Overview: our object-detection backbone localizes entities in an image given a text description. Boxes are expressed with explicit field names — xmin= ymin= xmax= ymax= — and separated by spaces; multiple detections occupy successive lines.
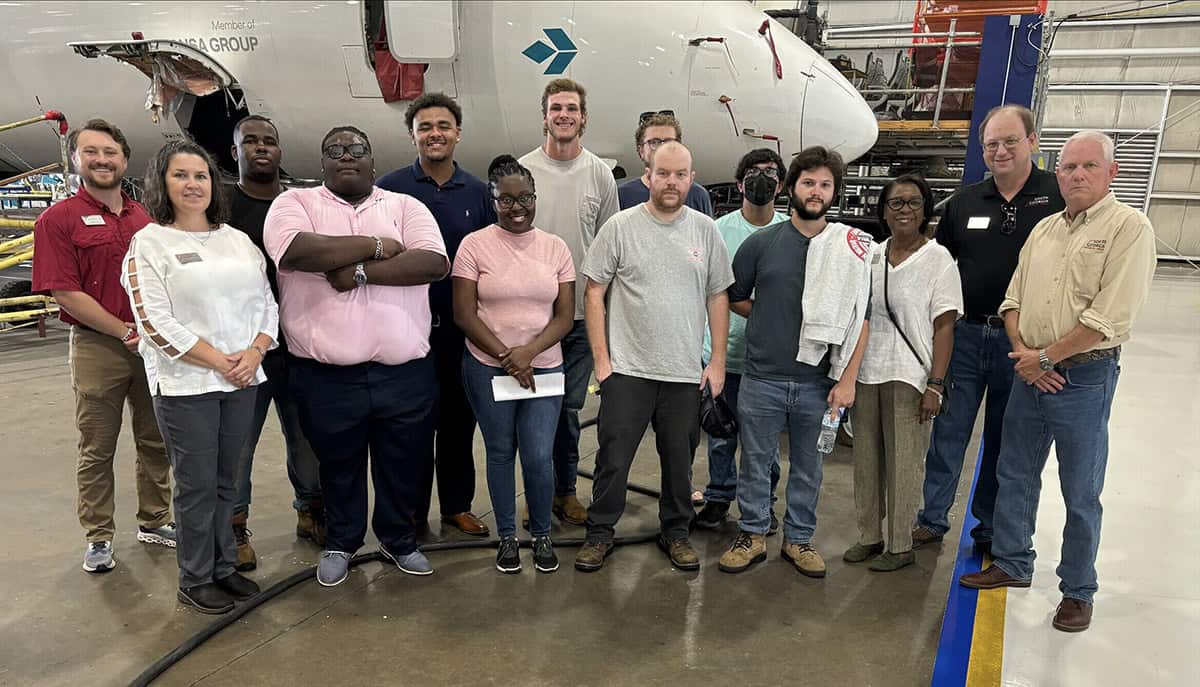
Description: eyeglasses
xmin=642 ymin=137 xmax=677 ymax=149
xmin=323 ymin=143 xmax=370 ymax=159
xmin=983 ymin=136 xmax=1028 ymax=154
xmin=743 ymin=167 xmax=780 ymax=180
xmin=1000 ymin=202 xmax=1017 ymax=234
xmin=495 ymin=192 xmax=536 ymax=209
xmin=639 ymin=109 xmax=675 ymax=124
xmin=885 ymin=197 xmax=925 ymax=211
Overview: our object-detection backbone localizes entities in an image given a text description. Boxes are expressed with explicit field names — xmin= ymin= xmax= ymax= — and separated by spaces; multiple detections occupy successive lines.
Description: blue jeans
xmin=461 ymin=353 xmax=562 ymax=539
xmin=702 ymin=370 xmax=781 ymax=505
xmin=919 ymin=320 xmax=1014 ymax=540
xmin=235 ymin=350 xmax=322 ymax=517
xmin=991 ymin=356 xmax=1119 ymax=603
xmin=736 ymin=375 xmax=834 ymax=543
xmin=551 ymin=320 xmax=593 ymax=497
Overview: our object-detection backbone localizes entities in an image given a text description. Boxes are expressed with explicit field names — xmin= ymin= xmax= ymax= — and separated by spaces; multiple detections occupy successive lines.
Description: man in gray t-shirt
xmin=575 ymin=142 xmax=733 ymax=574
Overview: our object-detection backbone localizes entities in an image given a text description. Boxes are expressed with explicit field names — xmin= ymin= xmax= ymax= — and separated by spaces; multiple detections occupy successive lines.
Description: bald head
xmin=646 ymin=141 xmax=694 ymax=214
xmin=648 ymin=140 xmax=692 ymax=174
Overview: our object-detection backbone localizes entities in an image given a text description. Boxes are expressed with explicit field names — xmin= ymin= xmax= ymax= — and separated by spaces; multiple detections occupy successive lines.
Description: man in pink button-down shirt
xmin=263 ymin=126 xmax=448 ymax=586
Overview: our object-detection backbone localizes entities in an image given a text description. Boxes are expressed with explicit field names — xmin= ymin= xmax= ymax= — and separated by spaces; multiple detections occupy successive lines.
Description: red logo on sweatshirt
xmin=846 ymin=229 xmax=871 ymax=261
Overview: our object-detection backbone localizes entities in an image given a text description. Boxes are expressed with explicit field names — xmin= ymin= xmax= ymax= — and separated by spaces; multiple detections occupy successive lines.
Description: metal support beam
xmin=1146 ymin=86 xmax=1172 ymax=212
xmin=1057 ymin=15 xmax=1200 ymax=28
xmin=932 ymin=19 xmax=956 ymax=129
xmin=1052 ymin=47 xmax=1200 ymax=58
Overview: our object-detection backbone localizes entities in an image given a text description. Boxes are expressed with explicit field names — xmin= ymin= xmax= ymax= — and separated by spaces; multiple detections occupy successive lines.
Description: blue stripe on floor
xmin=931 ymin=442 xmax=988 ymax=687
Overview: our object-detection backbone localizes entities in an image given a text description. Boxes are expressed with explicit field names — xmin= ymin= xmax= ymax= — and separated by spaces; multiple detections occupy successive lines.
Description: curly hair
xmin=404 ymin=92 xmax=463 ymax=131
xmin=141 ymin=139 xmax=228 ymax=227
xmin=735 ymin=148 xmax=785 ymax=183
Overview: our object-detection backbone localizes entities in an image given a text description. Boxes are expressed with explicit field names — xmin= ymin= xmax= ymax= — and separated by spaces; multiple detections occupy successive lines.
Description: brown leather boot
xmin=1052 ymin=597 xmax=1093 ymax=632
xmin=231 ymin=513 xmax=256 ymax=572
xmin=552 ymin=495 xmax=588 ymax=525
xmin=297 ymin=499 xmax=326 ymax=547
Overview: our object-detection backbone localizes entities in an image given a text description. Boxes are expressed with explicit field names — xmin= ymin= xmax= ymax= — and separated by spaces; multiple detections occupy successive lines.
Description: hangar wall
xmin=754 ymin=0 xmax=1200 ymax=259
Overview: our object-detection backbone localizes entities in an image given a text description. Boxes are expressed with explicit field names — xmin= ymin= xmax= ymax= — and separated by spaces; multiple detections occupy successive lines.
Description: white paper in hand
xmin=491 ymin=372 xmax=566 ymax=402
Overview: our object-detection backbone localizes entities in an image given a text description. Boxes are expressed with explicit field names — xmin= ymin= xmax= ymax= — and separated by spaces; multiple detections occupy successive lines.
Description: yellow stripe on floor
xmin=966 ymin=556 xmax=1007 ymax=687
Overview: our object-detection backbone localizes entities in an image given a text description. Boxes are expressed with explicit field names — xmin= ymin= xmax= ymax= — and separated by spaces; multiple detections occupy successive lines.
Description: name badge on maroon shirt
xmin=82 ymin=214 xmax=106 ymax=226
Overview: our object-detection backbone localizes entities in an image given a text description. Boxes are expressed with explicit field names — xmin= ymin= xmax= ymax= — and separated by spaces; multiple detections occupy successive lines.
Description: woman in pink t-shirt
xmin=452 ymin=156 xmax=575 ymax=575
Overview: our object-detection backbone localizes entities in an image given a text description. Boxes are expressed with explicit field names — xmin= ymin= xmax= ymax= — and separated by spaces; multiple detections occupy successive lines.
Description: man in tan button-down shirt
xmin=959 ymin=130 xmax=1156 ymax=633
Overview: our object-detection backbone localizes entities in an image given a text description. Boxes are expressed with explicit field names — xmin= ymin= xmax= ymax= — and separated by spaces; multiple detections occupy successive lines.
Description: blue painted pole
xmin=962 ymin=14 xmax=1044 ymax=185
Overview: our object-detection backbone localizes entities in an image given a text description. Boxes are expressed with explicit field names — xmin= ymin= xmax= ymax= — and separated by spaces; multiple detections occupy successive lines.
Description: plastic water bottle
xmin=816 ymin=409 xmax=843 ymax=454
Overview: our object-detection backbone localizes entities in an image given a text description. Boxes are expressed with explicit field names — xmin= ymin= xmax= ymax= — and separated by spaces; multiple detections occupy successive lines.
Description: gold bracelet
xmin=251 ymin=344 xmax=268 ymax=358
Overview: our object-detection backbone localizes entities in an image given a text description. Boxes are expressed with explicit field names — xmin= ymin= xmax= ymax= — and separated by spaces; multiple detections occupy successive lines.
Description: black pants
xmin=586 ymin=373 xmax=701 ymax=543
xmin=153 ymin=388 xmax=256 ymax=588
xmin=415 ymin=328 xmax=477 ymax=520
xmin=289 ymin=355 xmax=436 ymax=556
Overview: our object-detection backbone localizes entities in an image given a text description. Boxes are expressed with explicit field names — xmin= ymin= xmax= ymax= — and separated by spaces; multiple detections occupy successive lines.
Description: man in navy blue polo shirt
xmin=377 ymin=92 xmax=496 ymax=537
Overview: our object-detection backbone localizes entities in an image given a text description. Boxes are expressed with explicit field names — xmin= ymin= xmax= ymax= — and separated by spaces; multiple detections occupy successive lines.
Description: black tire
xmin=0 ymin=279 xmax=33 ymax=315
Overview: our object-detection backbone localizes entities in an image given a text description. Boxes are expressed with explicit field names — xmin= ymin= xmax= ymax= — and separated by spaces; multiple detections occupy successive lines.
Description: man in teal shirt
xmin=696 ymin=149 xmax=788 ymax=529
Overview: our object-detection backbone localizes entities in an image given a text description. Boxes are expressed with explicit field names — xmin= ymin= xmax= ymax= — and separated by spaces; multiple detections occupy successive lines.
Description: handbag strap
xmin=883 ymin=240 xmax=930 ymax=371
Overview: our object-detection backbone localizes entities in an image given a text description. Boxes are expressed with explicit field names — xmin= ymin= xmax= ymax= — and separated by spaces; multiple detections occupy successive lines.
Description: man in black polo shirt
xmin=914 ymin=105 xmax=1064 ymax=555
xmin=227 ymin=115 xmax=324 ymax=570
xmin=377 ymin=93 xmax=496 ymax=537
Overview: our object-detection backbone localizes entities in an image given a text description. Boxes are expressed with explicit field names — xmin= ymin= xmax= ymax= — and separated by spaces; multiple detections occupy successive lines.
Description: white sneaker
xmin=82 ymin=542 xmax=116 ymax=573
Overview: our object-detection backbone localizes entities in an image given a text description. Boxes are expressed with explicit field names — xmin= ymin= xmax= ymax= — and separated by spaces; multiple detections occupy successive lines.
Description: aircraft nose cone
xmin=802 ymin=62 xmax=878 ymax=162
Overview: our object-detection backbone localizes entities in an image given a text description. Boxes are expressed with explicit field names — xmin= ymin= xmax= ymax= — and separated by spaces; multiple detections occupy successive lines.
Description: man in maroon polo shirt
xmin=32 ymin=118 xmax=175 ymax=574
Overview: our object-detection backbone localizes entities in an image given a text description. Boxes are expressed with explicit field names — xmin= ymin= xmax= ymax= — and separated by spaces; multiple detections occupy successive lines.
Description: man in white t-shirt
xmin=518 ymin=79 xmax=619 ymax=527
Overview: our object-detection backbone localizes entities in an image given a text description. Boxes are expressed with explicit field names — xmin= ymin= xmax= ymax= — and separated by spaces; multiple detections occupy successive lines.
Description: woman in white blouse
xmin=845 ymin=174 xmax=962 ymax=573
xmin=121 ymin=140 xmax=278 ymax=614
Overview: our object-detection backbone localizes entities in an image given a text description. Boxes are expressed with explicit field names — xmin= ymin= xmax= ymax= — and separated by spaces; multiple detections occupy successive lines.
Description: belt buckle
xmin=984 ymin=315 xmax=1004 ymax=328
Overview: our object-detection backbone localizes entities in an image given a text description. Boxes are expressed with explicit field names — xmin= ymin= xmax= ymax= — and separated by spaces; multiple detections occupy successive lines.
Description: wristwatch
xmin=1038 ymin=349 xmax=1054 ymax=371
xmin=353 ymin=262 xmax=367 ymax=287
xmin=926 ymin=377 xmax=945 ymax=388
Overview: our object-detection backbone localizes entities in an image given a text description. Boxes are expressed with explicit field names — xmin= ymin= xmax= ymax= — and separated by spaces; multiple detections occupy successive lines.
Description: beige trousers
xmin=69 ymin=326 xmax=172 ymax=542
xmin=852 ymin=381 xmax=931 ymax=553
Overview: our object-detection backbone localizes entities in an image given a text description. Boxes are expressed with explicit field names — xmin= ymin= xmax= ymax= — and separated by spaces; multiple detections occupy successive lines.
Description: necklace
xmin=169 ymin=223 xmax=217 ymax=245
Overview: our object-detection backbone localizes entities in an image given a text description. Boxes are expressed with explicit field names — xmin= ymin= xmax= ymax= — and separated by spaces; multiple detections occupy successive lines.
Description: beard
xmin=81 ymin=168 xmax=122 ymax=190
xmin=650 ymin=189 xmax=684 ymax=212
xmin=790 ymin=192 xmax=832 ymax=220
xmin=243 ymin=167 xmax=276 ymax=184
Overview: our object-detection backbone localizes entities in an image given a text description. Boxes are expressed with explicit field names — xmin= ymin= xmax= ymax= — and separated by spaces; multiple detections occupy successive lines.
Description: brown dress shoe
xmin=959 ymin=565 xmax=1031 ymax=590
xmin=442 ymin=512 xmax=490 ymax=536
xmin=553 ymin=495 xmax=588 ymax=525
xmin=1052 ymin=598 xmax=1093 ymax=632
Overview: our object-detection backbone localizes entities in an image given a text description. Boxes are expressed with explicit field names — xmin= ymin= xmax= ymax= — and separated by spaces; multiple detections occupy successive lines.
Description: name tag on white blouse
xmin=175 ymin=252 xmax=204 ymax=264
xmin=967 ymin=216 xmax=990 ymax=230
xmin=82 ymin=214 xmax=106 ymax=226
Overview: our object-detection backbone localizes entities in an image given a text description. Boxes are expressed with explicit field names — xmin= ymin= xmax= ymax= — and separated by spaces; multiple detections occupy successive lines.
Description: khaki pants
xmin=69 ymin=326 xmax=172 ymax=542
xmin=853 ymin=381 xmax=930 ymax=553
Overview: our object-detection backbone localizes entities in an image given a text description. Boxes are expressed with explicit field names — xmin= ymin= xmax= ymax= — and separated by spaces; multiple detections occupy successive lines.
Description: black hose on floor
xmin=130 ymin=413 xmax=668 ymax=687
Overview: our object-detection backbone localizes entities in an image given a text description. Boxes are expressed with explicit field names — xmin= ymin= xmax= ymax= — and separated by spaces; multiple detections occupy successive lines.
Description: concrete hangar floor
xmin=0 ymin=265 xmax=1195 ymax=687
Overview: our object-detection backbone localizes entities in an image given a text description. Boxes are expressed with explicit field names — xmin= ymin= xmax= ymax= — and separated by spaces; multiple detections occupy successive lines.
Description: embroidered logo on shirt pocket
xmin=1069 ymin=251 xmax=1106 ymax=298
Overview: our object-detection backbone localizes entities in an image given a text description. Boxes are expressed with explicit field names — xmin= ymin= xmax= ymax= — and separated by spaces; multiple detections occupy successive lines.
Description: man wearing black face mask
xmin=695 ymin=149 xmax=788 ymax=530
